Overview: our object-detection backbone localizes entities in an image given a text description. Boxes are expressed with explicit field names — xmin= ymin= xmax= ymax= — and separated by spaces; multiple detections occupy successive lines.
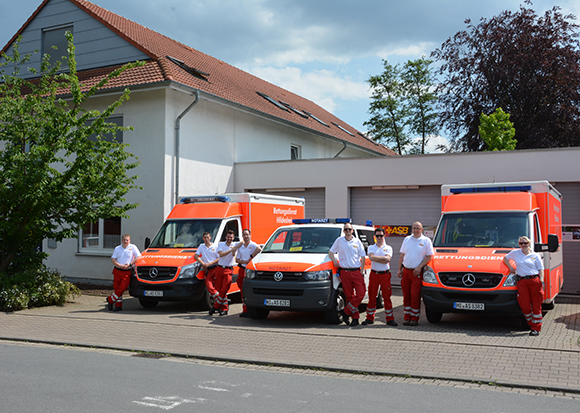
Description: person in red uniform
xmin=211 ymin=230 xmax=241 ymax=316
xmin=235 ymin=229 xmax=261 ymax=318
xmin=397 ymin=222 xmax=433 ymax=326
xmin=194 ymin=232 xmax=220 ymax=306
xmin=107 ymin=234 xmax=141 ymax=311
xmin=503 ymin=236 xmax=545 ymax=336
xmin=362 ymin=227 xmax=397 ymax=326
xmin=329 ymin=223 xmax=366 ymax=327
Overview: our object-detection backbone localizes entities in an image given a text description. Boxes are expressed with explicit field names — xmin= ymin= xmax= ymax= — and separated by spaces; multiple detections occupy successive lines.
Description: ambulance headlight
xmin=179 ymin=262 xmax=201 ymax=279
xmin=503 ymin=273 xmax=518 ymax=287
xmin=422 ymin=266 xmax=438 ymax=284
xmin=245 ymin=269 xmax=256 ymax=280
xmin=304 ymin=270 xmax=332 ymax=281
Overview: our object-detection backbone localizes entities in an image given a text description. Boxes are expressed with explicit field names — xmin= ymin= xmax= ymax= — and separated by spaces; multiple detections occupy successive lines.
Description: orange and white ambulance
xmin=422 ymin=181 xmax=562 ymax=323
xmin=242 ymin=218 xmax=377 ymax=323
xmin=129 ymin=193 xmax=305 ymax=309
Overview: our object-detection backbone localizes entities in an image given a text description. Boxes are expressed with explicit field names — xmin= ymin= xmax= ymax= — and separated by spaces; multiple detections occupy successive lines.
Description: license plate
xmin=454 ymin=302 xmax=484 ymax=310
xmin=144 ymin=290 xmax=163 ymax=297
xmin=264 ymin=299 xmax=290 ymax=307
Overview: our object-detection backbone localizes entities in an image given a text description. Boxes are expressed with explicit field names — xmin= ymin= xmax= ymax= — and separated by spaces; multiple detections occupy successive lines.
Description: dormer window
xmin=42 ymin=25 xmax=73 ymax=69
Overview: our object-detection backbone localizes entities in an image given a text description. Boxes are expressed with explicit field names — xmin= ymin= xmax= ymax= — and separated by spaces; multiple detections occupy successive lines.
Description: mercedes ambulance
xmin=242 ymin=218 xmax=378 ymax=323
xmin=421 ymin=181 xmax=562 ymax=323
xmin=130 ymin=193 xmax=305 ymax=309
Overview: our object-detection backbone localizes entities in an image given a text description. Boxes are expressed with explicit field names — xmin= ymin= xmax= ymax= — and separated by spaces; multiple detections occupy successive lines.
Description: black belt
xmin=340 ymin=267 xmax=360 ymax=271
xmin=372 ymin=270 xmax=390 ymax=274
xmin=518 ymin=274 xmax=539 ymax=279
xmin=219 ymin=265 xmax=233 ymax=270
xmin=207 ymin=265 xmax=217 ymax=270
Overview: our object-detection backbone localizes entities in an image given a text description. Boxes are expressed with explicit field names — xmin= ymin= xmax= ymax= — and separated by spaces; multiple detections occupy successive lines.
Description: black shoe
xmin=350 ymin=319 xmax=360 ymax=327
xmin=403 ymin=320 xmax=411 ymax=326
xmin=106 ymin=299 xmax=113 ymax=311
xmin=340 ymin=309 xmax=350 ymax=325
xmin=219 ymin=310 xmax=228 ymax=316
xmin=239 ymin=312 xmax=250 ymax=318
xmin=529 ymin=330 xmax=539 ymax=336
xmin=208 ymin=308 xmax=217 ymax=316
xmin=361 ymin=319 xmax=374 ymax=325
xmin=113 ymin=306 xmax=122 ymax=312
xmin=386 ymin=320 xmax=398 ymax=326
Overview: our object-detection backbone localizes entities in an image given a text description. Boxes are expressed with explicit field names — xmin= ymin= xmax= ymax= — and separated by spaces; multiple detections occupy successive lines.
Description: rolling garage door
xmin=351 ymin=186 xmax=441 ymax=285
xmin=555 ymin=182 xmax=580 ymax=294
xmin=250 ymin=188 xmax=325 ymax=219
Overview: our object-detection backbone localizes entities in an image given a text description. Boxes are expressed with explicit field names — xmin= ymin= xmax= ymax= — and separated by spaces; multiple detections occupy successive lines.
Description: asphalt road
xmin=1 ymin=342 xmax=579 ymax=413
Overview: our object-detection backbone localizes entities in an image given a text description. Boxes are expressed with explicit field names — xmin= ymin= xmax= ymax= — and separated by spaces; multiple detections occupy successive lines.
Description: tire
xmin=324 ymin=286 xmax=346 ymax=324
xmin=542 ymin=301 xmax=555 ymax=311
xmin=138 ymin=298 xmax=159 ymax=309
xmin=247 ymin=307 xmax=270 ymax=320
xmin=197 ymin=287 xmax=214 ymax=311
xmin=425 ymin=308 xmax=443 ymax=323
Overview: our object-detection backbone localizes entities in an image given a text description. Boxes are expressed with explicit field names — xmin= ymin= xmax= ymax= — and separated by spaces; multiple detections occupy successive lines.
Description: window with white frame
xmin=79 ymin=217 xmax=122 ymax=252
xmin=291 ymin=144 xmax=301 ymax=160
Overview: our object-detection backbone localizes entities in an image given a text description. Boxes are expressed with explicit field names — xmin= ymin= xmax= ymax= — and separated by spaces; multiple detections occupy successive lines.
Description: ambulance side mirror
xmin=547 ymin=234 xmax=559 ymax=252
xmin=144 ymin=237 xmax=151 ymax=250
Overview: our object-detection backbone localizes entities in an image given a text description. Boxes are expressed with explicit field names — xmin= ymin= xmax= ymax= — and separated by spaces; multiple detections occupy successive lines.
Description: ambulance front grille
xmin=255 ymin=271 xmax=304 ymax=281
xmin=438 ymin=272 xmax=503 ymax=288
xmin=137 ymin=266 xmax=178 ymax=281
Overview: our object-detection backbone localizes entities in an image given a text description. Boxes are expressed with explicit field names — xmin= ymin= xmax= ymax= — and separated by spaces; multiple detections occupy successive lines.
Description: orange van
xmin=130 ymin=193 xmax=305 ymax=309
xmin=422 ymin=181 xmax=562 ymax=323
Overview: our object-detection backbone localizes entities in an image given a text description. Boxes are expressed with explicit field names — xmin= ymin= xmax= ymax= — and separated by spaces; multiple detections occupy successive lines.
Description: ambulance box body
xmin=130 ymin=193 xmax=305 ymax=309
xmin=422 ymin=181 xmax=562 ymax=323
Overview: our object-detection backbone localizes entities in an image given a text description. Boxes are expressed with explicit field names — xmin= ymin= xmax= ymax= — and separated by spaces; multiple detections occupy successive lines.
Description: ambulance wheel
xmin=138 ymin=298 xmax=159 ymax=309
xmin=425 ymin=308 xmax=442 ymax=323
xmin=324 ymin=286 xmax=346 ymax=324
xmin=198 ymin=287 xmax=214 ymax=311
xmin=376 ymin=290 xmax=384 ymax=309
xmin=247 ymin=307 xmax=270 ymax=320
xmin=542 ymin=301 xmax=555 ymax=311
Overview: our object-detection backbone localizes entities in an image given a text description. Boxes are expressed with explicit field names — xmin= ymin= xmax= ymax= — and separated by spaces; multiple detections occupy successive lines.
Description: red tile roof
xmin=4 ymin=0 xmax=397 ymax=156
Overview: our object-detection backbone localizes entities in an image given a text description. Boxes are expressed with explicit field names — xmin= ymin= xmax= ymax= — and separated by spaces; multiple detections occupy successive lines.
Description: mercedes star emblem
xmin=462 ymin=273 xmax=476 ymax=287
xmin=149 ymin=267 xmax=159 ymax=279
xmin=274 ymin=271 xmax=284 ymax=282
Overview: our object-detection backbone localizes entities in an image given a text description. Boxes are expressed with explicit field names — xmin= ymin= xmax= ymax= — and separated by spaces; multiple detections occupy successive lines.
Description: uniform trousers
xmin=341 ymin=269 xmax=366 ymax=320
xmin=401 ymin=267 xmax=422 ymax=322
xmin=517 ymin=276 xmax=543 ymax=332
xmin=108 ymin=268 xmax=131 ymax=309
xmin=204 ymin=266 xmax=219 ymax=302
xmin=213 ymin=266 xmax=232 ymax=311
xmin=366 ymin=270 xmax=394 ymax=322
xmin=237 ymin=266 xmax=248 ymax=313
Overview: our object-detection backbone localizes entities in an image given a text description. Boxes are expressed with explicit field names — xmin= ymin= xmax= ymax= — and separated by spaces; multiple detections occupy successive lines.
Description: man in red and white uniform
xmin=194 ymin=232 xmax=220 ymax=306
xmin=329 ymin=223 xmax=366 ymax=327
xmin=107 ymin=234 xmax=141 ymax=311
xmin=397 ymin=222 xmax=433 ymax=326
xmin=363 ymin=227 xmax=397 ymax=326
xmin=211 ymin=230 xmax=241 ymax=316
xmin=235 ymin=229 xmax=261 ymax=318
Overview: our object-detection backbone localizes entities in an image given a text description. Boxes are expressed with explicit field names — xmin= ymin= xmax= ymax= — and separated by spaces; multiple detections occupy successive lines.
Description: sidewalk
xmin=1 ymin=290 xmax=579 ymax=392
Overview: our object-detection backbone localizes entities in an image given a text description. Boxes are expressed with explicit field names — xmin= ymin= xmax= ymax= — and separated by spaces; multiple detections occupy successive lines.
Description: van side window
xmin=221 ymin=219 xmax=240 ymax=242
xmin=534 ymin=214 xmax=541 ymax=244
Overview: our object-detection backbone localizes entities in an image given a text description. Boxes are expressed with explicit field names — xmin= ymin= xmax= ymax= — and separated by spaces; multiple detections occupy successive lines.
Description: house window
xmin=79 ymin=217 xmax=121 ymax=252
xmin=42 ymin=25 xmax=73 ymax=69
xmin=291 ymin=145 xmax=301 ymax=160
xmin=87 ymin=116 xmax=123 ymax=143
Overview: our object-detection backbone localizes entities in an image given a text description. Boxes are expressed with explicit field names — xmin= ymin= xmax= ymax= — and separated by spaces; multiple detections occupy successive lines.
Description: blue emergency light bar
xmin=450 ymin=185 xmax=532 ymax=194
xmin=292 ymin=218 xmax=352 ymax=224
xmin=180 ymin=195 xmax=231 ymax=204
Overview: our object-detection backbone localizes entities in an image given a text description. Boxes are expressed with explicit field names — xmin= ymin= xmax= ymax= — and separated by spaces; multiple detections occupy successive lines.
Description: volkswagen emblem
xmin=274 ymin=271 xmax=284 ymax=282
xmin=149 ymin=267 xmax=159 ymax=279
xmin=462 ymin=273 xmax=476 ymax=287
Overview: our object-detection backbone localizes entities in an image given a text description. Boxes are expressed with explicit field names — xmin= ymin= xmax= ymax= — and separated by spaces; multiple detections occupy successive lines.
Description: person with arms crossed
xmin=502 ymin=236 xmax=545 ymax=336
xmin=194 ymin=232 xmax=220 ymax=308
xmin=211 ymin=230 xmax=241 ymax=316
xmin=363 ymin=227 xmax=397 ymax=326
xmin=235 ymin=229 xmax=261 ymax=318
xmin=107 ymin=234 xmax=141 ymax=311
xmin=329 ymin=223 xmax=366 ymax=327
xmin=397 ymin=222 xmax=433 ymax=326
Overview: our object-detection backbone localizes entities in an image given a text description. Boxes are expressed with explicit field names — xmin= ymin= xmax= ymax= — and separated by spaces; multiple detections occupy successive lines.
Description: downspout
xmin=174 ymin=89 xmax=200 ymax=206
xmin=334 ymin=142 xmax=347 ymax=158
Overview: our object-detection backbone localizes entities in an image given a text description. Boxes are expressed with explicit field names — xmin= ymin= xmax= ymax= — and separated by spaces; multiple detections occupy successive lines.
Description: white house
xmin=1 ymin=0 xmax=394 ymax=282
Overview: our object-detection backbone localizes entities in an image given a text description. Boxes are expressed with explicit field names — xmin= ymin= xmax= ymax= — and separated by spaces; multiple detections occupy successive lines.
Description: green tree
xmin=479 ymin=108 xmax=516 ymax=151
xmin=364 ymin=60 xmax=410 ymax=155
xmin=401 ymin=58 xmax=438 ymax=154
xmin=0 ymin=33 xmax=143 ymax=273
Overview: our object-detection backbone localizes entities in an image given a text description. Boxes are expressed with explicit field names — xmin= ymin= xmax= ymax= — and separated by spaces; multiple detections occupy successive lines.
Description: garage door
xmin=250 ymin=188 xmax=325 ymax=219
xmin=351 ymin=186 xmax=441 ymax=285
xmin=555 ymin=182 xmax=580 ymax=294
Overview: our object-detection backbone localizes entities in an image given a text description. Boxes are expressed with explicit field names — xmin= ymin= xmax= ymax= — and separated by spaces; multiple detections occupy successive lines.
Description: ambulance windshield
xmin=149 ymin=219 xmax=221 ymax=248
xmin=262 ymin=227 xmax=342 ymax=253
xmin=433 ymin=212 xmax=529 ymax=248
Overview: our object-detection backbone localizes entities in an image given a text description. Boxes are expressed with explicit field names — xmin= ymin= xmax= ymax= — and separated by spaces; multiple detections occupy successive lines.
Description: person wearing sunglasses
xmin=503 ymin=236 xmax=545 ymax=336
xmin=362 ymin=227 xmax=397 ymax=326
xmin=329 ymin=224 xmax=366 ymax=326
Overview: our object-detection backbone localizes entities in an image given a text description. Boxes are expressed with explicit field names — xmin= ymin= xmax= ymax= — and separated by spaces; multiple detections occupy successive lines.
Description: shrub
xmin=0 ymin=266 xmax=80 ymax=312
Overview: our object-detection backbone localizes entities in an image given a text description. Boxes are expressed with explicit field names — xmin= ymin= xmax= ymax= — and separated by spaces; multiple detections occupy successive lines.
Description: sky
xmin=1 ymin=0 xmax=579 ymax=153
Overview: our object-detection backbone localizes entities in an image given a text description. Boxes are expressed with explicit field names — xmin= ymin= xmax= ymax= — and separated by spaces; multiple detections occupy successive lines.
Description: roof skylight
xmin=304 ymin=111 xmax=329 ymax=127
xmin=280 ymin=101 xmax=308 ymax=118
xmin=166 ymin=56 xmax=209 ymax=81
xmin=332 ymin=122 xmax=355 ymax=136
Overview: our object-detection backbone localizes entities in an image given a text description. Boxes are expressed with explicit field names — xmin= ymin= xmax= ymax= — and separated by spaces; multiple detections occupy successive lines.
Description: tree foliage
xmin=432 ymin=1 xmax=580 ymax=151
xmin=479 ymin=108 xmax=517 ymax=151
xmin=365 ymin=58 xmax=437 ymax=155
xmin=0 ymin=33 xmax=143 ymax=273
